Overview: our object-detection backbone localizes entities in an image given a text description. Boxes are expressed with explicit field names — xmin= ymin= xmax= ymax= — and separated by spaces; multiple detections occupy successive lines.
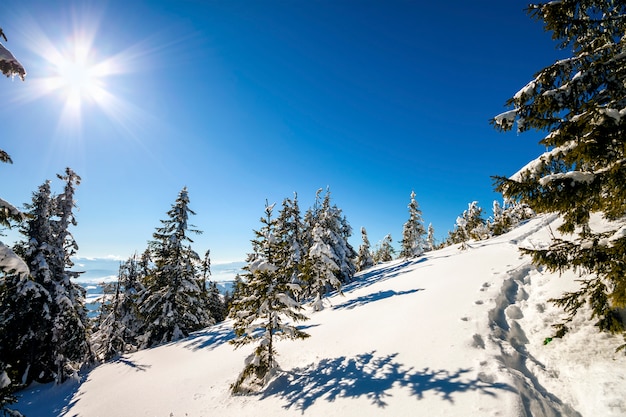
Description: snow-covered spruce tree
xmin=228 ymin=202 xmax=309 ymax=394
xmin=275 ymin=194 xmax=305 ymax=300
xmin=2 ymin=170 xmax=91 ymax=384
xmin=373 ymin=234 xmax=395 ymax=263
xmin=399 ymin=191 xmax=427 ymax=258
xmin=0 ymin=361 xmax=22 ymax=417
xmin=0 ymin=182 xmax=52 ymax=389
xmin=489 ymin=200 xmax=535 ymax=237
xmin=199 ymin=249 xmax=226 ymax=323
xmin=426 ymin=223 xmax=436 ymax=251
xmin=137 ymin=187 xmax=213 ymax=348
xmin=356 ymin=226 xmax=374 ymax=272
xmin=48 ymin=169 xmax=92 ymax=381
xmin=312 ymin=188 xmax=356 ymax=283
xmin=492 ymin=1 xmax=626 ymax=344
xmin=304 ymin=223 xmax=342 ymax=311
xmin=447 ymin=201 xmax=489 ymax=248
xmin=92 ymin=255 xmax=145 ymax=361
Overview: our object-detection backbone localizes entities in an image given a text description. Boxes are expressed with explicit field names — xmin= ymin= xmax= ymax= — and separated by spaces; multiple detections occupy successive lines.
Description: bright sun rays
xmin=15 ymin=7 xmax=154 ymax=137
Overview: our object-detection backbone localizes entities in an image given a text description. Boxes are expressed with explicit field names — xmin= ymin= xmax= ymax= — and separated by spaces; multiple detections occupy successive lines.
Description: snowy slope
xmin=14 ymin=215 xmax=626 ymax=417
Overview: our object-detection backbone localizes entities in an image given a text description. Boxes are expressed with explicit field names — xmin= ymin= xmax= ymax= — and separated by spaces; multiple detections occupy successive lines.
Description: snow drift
xmin=14 ymin=215 xmax=626 ymax=417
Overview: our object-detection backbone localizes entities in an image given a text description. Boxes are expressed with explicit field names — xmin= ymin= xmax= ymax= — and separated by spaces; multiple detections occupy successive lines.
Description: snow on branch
xmin=0 ymin=197 xmax=24 ymax=221
xmin=493 ymin=109 xmax=518 ymax=130
xmin=0 ymin=241 xmax=29 ymax=278
xmin=538 ymin=171 xmax=595 ymax=187
xmin=0 ymin=42 xmax=25 ymax=80
xmin=509 ymin=140 xmax=576 ymax=182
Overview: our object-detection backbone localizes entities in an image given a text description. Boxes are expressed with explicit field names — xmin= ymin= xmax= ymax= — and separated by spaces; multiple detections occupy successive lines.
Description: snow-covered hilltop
xmin=15 ymin=215 xmax=626 ymax=417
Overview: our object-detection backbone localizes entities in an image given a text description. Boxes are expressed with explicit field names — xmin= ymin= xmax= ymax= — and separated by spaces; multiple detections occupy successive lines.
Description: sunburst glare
xmin=14 ymin=7 xmax=155 ymax=137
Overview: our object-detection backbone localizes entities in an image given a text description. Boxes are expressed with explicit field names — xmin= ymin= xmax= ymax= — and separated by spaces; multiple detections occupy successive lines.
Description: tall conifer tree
xmin=492 ymin=1 xmax=626 ymax=343
xmin=399 ymin=191 xmax=427 ymax=258
xmin=137 ymin=187 xmax=213 ymax=348
xmin=356 ymin=227 xmax=374 ymax=271
xmin=229 ymin=202 xmax=309 ymax=394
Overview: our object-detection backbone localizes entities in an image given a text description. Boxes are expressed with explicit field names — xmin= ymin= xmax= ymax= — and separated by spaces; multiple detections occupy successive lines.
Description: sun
xmin=46 ymin=38 xmax=110 ymax=113
xmin=13 ymin=7 xmax=149 ymax=136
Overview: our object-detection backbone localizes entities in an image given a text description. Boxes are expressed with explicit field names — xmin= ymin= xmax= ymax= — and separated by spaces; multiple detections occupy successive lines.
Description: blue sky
xmin=0 ymin=1 xmax=564 ymax=262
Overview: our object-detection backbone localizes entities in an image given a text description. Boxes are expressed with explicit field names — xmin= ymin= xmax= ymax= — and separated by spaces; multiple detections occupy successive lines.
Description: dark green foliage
xmin=356 ymin=227 xmax=374 ymax=272
xmin=1 ymin=169 xmax=91 ymax=385
xmin=0 ymin=361 xmax=23 ymax=417
xmin=399 ymin=191 xmax=426 ymax=258
xmin=492 ymin=1 xmax=626 ymax=347
xmin=373 ymin=234 xmax=395 ymax=264
xmin=229 ymin=202 xmax=309 ymax=394
xmin=91 ymin=255 xmax=145 ymax=361
xmin=137 ymin=187 xmax=213 ymax=348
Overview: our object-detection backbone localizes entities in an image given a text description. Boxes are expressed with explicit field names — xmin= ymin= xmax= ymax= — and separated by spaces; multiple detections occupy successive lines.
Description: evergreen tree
xmin=447 ymin=201 xmax=488 ymax=248
xmin=305 ymin=223 xmax=341 ymax=311
xmin=275 ymin=194 xmax=305 ymax=299
xmin=399 ymin=191 xmax=427 ymax=258
xmin=299 ymin=188 xmax=355 ymax=302
xmin=492 ymin=1 xmax=626 ymax=344
xmin=426 ymin=223 xmax=436 ymax=251
xmin=373 ymin=234 xmax=395 ymax=263
xmin=1 ymin=170 xmax=91 ymax=384
xmin=0 ymin=360 xmax=22 ymax=417
xmin=356 ymin=227 xmax=374 ymax=271
xmin=137 ymin=187 xmax=213 ymax=348
xmin=91 ymin=254 xmax=145 ymax=360
xmin=229 ymin=202 xmax=309 ymax=394
xmin=49 ymin=168 xmax=92 ymax=381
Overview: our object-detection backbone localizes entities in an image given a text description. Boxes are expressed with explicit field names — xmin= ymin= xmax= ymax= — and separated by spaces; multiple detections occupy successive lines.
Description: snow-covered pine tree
xmin=0 ymin=360 xmax=22 ymax=417
xmin=275 ymin=194 xmax=305 ymax=300
xmin=356 ymin=226 xmax=374 ymax=272
xmin=447 ymin=201 xmax=488 ymax=248
xmin=137 ymin=187 xmax=213 ymax=348
xmin=91 ymin=254 xmax=145 ymax=361
xmin=373 ymin=234 xmax=395 ymax=263
xmin=314 ymin=189 xmax=356 ymax=283
xmin=426 ymin=223 xmax=436 ymax=251
xmin=0 ymin=182 xmax=53 ymax=387
xmin=229 ymin=202 xmax=309 ymax=394
xmin=399 ymin=191 xmax=427 ymax=258
xmin=48 ymin=168 xmax=92 ymax=381
xmin=489 ymin=200 xmax=535 ymax=237
xmin=489 ymin=200 xmax=508 ymax=237
xmin=305 ymin=223 xmax=341 ymax=311
xmin=199 ymin=249 xmax=226 ymax=323
xmin=492 ymin=1 xmax=626 ymax=344
xmin=1 ymin=170 xmax=91 ymax=384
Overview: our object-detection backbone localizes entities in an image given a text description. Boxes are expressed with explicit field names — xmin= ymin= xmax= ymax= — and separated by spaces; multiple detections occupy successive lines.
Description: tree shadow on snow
xmin=184 ymin=323 xmax=236 ymax=351
xmin=261 ymin=351 xmax=514 ymax=413
xmin=347 ymin=258 xmax=428 ymax=293
xmin=184 ymin=323 xmax=319 ymax=351
xmin=332 ymin=288 xmax=423 ymax=310
xmin=14 ymin=377 xmax=82 ymax=417
xmin=112 ymin=357 xmax=151 ymax=371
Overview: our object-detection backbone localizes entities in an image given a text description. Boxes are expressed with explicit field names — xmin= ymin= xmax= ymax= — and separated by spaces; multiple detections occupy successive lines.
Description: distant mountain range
xmin=72 ymin=257 xmax=245 ymax=316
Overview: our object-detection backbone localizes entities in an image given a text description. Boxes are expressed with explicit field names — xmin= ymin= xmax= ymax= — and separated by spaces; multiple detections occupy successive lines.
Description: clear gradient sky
xmin=0 ymin=1 xmax=565 ymax=262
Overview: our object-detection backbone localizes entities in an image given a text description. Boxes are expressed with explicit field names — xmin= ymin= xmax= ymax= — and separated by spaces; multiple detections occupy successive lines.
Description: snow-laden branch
xmin=0 ymin=241 xmax=29 ymax=278
xmin=0 ymin=42 xmax=25 ymax=80
xmin=509 ymin=140 xmax=577 ymax=182
xmin=538 ymin=171 xmax=595 ymax=187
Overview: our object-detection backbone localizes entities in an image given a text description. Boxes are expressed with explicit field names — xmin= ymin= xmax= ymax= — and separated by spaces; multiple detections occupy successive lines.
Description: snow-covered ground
xmin=14 ymin=215 xmax=626 ymax=416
